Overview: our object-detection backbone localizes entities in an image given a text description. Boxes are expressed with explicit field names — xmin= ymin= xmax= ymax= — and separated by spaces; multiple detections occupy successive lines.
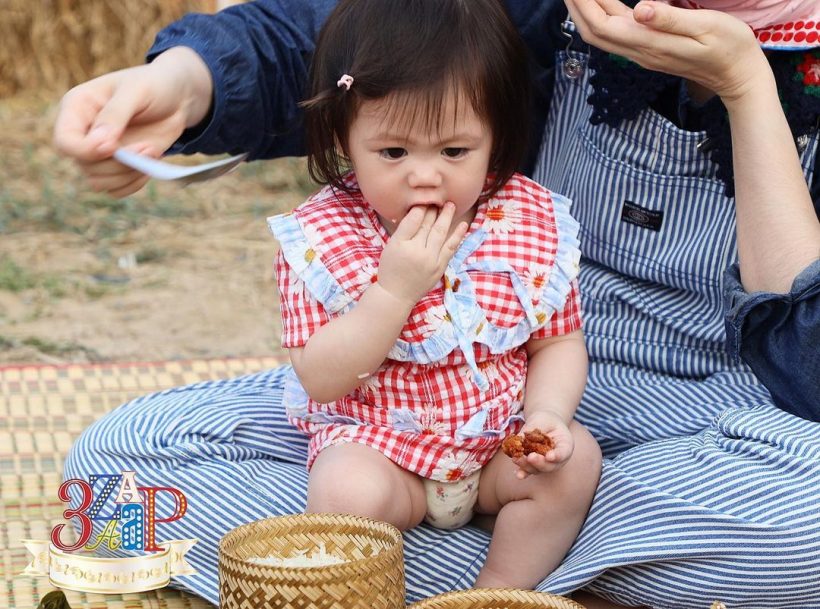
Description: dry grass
xmin=0 ymin=92 xmax=315 ymax=364
xmin=0 ymin=2 xmax=312 ymax=365
xmin=1 ymin=0 xmax=215 ymax=98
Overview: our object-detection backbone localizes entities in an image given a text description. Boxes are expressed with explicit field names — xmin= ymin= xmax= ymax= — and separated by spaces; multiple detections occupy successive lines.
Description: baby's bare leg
xmin=307 ymin=442 xmax=427 ymax=531
xmin=474 ymin=421 xmax=601 ymax=588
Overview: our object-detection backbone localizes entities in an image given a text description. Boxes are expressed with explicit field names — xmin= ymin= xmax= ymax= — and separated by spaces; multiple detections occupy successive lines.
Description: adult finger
xmin=583 ymin=0 xmax=632 ymax=19
xmin=632 ymin=1 xmax=712 ymax=38
xmin=567 ymin=0 xmax=673 ymax=49
xmin=80 ymin=143 xmax=159 ymax=181
xmin=78 ymin=157 xmax=138 ymax=179
xmin=391 ymin=206 xmax=426 ymax=240
xmin=85 ymin=168 xmax=147 ymax=194
xmin=53 ymin=86 xmax=111 ymax=161
xmin=565 ymin=0 xmax=630 ymax=39
xmin=107 ymin=175 xmax=151 ymax=199
xmin=53 ymin=73 xmax=147 ymax=161
xmin=84 ymin=80 xmax=151 ymax=156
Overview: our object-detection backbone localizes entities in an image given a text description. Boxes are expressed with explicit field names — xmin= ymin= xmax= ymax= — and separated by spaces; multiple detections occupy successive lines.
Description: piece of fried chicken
xmin=501 ymin=428 xmax=555 ymax=459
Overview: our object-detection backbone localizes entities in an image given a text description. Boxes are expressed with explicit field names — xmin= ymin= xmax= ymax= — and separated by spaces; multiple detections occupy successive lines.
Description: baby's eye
xmin=380 ymin=148 xmax=407 ymax=160
xmin=442 ymin=147 xmax=468 ymax=159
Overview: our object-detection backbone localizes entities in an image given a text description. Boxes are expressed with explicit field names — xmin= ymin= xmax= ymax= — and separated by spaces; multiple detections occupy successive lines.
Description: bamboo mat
xmin=0 ymin=357 xmax=285 ymax=609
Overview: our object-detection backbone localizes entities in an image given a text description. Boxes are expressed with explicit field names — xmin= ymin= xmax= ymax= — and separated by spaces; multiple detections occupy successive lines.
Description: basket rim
xmin=218 ymin=512 xmax=404 ymax=574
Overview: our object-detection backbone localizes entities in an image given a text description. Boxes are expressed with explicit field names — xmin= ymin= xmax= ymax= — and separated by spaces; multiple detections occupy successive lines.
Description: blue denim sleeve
xmin=724 ymin=259 xmax=820 ymax=421
xmin=146 ymin=0 xmax=565 ymax=167
xmin=147 ymin=0 xmax=336 ymax=160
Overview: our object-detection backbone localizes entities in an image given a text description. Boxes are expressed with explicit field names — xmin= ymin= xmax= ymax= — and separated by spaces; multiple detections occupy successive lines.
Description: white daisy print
xmin=523 ymin=264 xmax=550 ymax=302
xmin=301 ymin=223 xmax=325 ymax=251
xmin=324 ymin=426 xmax=351 ymax=445
xmin=421 ymin=304 xmax=453 ymax=338
xmin=459 ymin=359 xmax=499 ymax=387
xmin=326 ymin=290 xmax=354 ymax=313
xmin=570 ymin=248 xmax=581 ymax=276
xmin=286 ymin=276 xmax=319 ymax=311
xmin=290 ymin=276 xmax=308 ymax=306
xmin=483 ymin=199 xmax=522 ymax=234
xmin=417 ymin=404 xmax=448 ymax=436
xmin=431 ymin=450 xmax=480 ymax=482
xmin=355 ymin=261 xmax=379 ymax=288
xmin=358 ymin=371 xmax=382 ymax=400
xmin=477 ymin=359 xmax=501 ymax=386
xmin=533 ymin=308 xmax=552 ymax=328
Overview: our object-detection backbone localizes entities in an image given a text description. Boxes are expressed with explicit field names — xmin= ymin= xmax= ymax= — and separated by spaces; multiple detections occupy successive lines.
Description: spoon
xmin=113 ymin=149 xmax=248 ymax=185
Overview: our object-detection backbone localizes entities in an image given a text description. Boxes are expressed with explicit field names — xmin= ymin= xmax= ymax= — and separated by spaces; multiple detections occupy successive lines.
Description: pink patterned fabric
xmin=663 ymin=0 xmax=820 ymax=48
xmin=274 ymin=174 xmax=582 ymax=481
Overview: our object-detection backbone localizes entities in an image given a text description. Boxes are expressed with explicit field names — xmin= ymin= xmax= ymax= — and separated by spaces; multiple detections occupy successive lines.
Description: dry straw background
xmin=1 ymin=0 xmax=311 ymax=365
xmin=3 ymin=5 xmax=305 ymax=609
xmin=1 ymin=1 xmax=217 ymax=98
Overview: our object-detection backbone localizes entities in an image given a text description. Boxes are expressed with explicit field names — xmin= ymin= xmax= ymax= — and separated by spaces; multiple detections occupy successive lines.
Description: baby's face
xmin=345 ymin=91 xmax=492 ymax=235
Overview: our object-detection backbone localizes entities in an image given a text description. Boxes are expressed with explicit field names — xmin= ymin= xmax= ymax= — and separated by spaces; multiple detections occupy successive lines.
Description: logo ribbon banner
xmin=22 ymin=539 xmax=197 ymax=594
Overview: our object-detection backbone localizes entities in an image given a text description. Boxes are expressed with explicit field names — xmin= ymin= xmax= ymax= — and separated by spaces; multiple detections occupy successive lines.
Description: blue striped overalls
xmin=64 ymin=48 xmax=820 ymax=609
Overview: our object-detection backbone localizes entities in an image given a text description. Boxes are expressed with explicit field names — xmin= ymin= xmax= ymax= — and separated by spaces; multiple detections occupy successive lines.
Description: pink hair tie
xmin=336 ymin=74 xmax=354 ymax=91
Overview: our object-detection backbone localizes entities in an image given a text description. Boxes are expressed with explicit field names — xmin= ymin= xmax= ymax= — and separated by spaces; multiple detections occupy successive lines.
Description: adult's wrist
xmin=152 ymin=47 xmax=214 ymax=129
xmin=718 ymin=53 xmax=776 ymax=112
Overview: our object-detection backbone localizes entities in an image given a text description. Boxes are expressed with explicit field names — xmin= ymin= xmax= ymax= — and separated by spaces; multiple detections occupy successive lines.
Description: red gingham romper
xmin=269 ymin=173 xmax=582 ymax=482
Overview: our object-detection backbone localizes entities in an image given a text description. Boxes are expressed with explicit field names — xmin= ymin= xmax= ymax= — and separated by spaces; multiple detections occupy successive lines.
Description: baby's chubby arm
xmin=512 ymin=329 xmax=588 ymax=478
xmin=288 ymin=281 xmax=413 ymax=404
xmin=289 ymin=204 xmax=468 ymax=403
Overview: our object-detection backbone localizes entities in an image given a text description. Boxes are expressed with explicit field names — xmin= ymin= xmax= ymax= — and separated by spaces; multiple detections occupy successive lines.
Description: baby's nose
xmin=408 ymin=164 xmax=443 ymax=187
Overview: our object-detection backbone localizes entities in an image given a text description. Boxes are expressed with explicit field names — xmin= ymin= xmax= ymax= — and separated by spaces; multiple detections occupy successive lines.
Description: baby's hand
xmin=509 ymin=411 xmax=574 ymax=479
xmin=377 ymin=203 xmax=468 ymax=307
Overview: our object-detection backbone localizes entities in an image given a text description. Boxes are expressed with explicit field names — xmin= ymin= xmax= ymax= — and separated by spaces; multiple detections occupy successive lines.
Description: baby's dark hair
xmin=301 ymin=0 xmax=531 ymax=198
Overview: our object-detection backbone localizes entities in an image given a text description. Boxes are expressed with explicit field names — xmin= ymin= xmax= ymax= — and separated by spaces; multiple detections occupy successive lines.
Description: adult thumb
xmin=86 ymin=83 xmax=144 ymax=155
xmin=633 ymin=0 xmax=703 ymax=37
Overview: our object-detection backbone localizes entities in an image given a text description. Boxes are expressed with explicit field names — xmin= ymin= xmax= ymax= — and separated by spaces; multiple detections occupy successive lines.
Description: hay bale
xmin=0 ymin=0 xmax=218 ymax=98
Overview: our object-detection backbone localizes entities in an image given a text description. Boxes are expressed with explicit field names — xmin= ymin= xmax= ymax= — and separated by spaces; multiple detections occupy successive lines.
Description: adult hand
xmin=52 ymin=47 xmax=213 ymax=198
xmin=565 ymin=0 xmax=770 ymax=104
xmin=377 ymin=203 xmax=468 ymax=307
xmin=512 ymin=411 xmax=575 ymax=479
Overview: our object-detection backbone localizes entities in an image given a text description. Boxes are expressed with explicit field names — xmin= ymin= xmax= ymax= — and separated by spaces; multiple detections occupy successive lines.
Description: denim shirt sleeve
xmin=724 ymin=258 xmax=820 ymax=421
xmin=146 ymin=0 xmax=565 ymax=169
xmin=147 ymin=0 xmax=336 ymax=160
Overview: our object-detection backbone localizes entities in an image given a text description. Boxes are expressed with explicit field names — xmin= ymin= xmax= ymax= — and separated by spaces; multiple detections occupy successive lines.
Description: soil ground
xmin=1 ymin=93 xmax=315 ymax=364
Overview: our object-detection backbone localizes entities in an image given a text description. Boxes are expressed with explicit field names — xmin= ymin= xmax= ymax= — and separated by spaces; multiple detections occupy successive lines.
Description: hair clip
xmin=336 ymin=74 xmax=354 ymax=91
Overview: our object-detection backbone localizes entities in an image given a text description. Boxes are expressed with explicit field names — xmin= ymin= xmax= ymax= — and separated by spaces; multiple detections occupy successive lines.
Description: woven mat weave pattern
xmin=0 ymin=357 xmax=285 ymax=609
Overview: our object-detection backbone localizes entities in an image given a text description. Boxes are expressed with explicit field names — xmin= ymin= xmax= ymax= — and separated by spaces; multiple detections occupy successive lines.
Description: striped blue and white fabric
xmin=64 ymin=48 xmax=820 ymax=608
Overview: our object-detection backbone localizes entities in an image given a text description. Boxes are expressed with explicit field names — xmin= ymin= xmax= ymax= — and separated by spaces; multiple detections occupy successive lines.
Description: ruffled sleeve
xmin=531 ymin=190 xmax=583 ymax=339
xmin=274 ymin=250 xmax=332 ymax=348
xmin=268 ymin=185 xmax=371 ymax=347
xmin=532 ymin=279 xmax=582 ymax=339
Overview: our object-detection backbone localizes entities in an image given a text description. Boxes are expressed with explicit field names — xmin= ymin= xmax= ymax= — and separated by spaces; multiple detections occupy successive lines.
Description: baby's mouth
xmin=408 ymin=201 xmax=446 ymax=210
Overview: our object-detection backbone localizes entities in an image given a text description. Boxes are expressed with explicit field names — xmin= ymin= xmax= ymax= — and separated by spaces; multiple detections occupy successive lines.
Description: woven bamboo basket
xmin=219 ymin=513 xmax=405 ymax=609
xmin=407 ymin=589 xmax=586 ymax=609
